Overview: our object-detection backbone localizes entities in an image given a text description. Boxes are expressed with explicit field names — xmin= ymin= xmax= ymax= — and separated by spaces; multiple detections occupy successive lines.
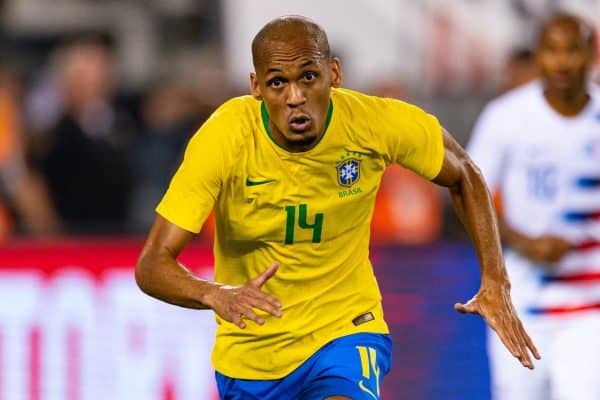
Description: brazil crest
xmin=337 ymin=158 xmax=360 ymax=187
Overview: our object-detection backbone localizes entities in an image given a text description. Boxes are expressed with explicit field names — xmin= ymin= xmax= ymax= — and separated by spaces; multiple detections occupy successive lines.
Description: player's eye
xmin=268 ymin=78 xmax=285 ymax=88
xmin=302 ymin=72 xmax=317 ymax=82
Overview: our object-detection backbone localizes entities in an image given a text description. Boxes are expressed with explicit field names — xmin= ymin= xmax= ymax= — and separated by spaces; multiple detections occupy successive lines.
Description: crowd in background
xmin=0 ymin=36 xmax=212 ymax=238
xmin=0 ymin=1 xmax=547 ymax=244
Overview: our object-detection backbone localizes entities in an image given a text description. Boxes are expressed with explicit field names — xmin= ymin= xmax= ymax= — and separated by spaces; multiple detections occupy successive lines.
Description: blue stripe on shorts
xmin=215 ymin=332 xmax=392 ymax=400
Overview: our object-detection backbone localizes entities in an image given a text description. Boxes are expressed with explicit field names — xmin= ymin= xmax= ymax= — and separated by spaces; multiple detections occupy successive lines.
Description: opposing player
xmin=468 ymin=13 xmax=600 ymax=400
xmin=136 ymin=15 xmax=539 ymax=400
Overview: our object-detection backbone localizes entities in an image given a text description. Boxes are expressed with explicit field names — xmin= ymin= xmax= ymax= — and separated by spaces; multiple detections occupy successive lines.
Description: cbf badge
xmin=337 ymin=158 xmax=361 ymax=187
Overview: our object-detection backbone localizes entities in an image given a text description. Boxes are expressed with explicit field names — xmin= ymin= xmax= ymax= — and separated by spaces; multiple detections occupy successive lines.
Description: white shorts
xmin=488 ymin=312 xmax=600 ymax=400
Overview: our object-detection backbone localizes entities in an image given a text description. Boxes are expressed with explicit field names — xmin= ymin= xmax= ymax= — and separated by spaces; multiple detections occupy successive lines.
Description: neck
xmin=543 ymin=86 xmax=589 ymax=117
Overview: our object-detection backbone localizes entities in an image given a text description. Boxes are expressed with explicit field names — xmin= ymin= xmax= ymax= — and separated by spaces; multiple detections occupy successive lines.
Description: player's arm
xmin=467 ymin=103 xmax=572 ymax=265
xmin=432 ymin=128 xmax=541 ymax=369
xmin=497 ymin=210 xmax=573 ymax=265
xmin=135 ymin=215 xmax=282 ymax=328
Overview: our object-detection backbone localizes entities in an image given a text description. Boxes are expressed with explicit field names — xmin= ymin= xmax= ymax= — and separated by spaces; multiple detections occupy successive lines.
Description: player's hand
xmin=204 ymin=262 xmax=282 ymax=329
xmin=455 ymin=285 xmax=541 ymax=369
xmin=519 ymin=234 xmax=573 ymax=265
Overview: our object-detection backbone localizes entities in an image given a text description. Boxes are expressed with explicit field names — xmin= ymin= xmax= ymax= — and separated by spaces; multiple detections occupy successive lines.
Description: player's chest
xmin=505 ymin=116 xmax=600 ymax=200
xmin=218 ymin=147 xmax=386 ymax=243
xmin=510 ymin=117 xmax=600 ymax=170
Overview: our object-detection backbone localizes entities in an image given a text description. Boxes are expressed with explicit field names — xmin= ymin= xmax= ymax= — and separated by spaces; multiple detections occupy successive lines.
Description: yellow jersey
xmin=156 ymin=87 xmax=444 ymax=379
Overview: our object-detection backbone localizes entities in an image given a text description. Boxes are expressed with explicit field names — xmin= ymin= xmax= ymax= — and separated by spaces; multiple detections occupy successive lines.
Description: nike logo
xmin=245 ymin=177 xmax=276 ymax=186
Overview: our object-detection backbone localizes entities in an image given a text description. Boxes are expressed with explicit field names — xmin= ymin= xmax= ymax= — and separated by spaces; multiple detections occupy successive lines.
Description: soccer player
xmin=468 ymin=13 xmax=600 ymax=400
xmin=136 ymin=15 xmax=539 ymax=400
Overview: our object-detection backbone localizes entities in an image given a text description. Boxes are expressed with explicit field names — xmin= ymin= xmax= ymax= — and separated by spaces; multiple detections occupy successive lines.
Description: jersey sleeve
xmin=155 ymin=103 xmax=235 ymax=233
xmin=371 ymin=97 xmax=444 ymax=180
xmin=466 ymin=103 xmax=508 ymax=190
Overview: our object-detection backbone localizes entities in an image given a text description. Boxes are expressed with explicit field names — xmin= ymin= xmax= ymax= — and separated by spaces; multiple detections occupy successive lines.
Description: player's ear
xmin=250 ymin=73 xmax=262 ymax=100
xmin=330 ymin=57 xmax=343 ymax=88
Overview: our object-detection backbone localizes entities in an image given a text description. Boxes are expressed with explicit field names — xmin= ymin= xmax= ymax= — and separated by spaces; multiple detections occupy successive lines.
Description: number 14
xmin=284 ymin=204 xmax=324 ymax=244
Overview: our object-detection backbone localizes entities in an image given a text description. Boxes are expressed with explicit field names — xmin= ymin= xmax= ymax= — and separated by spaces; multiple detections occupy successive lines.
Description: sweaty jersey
xmin=468 ymin=80 xmax=600 ymax=316
xmin=156 ymin=87 xmax=444 ymax=379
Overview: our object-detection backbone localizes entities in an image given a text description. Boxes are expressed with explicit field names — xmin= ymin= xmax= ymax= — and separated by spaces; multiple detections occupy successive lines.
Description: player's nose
xmin=286 ymin=83 xmax=306 ymax=107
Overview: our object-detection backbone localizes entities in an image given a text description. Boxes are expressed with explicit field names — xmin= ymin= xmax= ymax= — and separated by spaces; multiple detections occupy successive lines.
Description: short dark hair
xmin=251 ymin=15 xmax=331 ymax=69
xmin=536 ymin=12 xmax=596 ymax=50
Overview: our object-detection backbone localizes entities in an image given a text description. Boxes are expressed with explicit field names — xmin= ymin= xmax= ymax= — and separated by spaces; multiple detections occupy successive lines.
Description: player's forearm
xmin=135 ymin=249 xmax=216 ymax=310
xmin=448 ymin=162 xmax=510 ymax=289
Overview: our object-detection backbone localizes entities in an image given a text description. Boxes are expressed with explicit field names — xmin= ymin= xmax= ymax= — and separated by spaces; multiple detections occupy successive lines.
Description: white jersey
xmin=468 ymin=80 xmax=600 ymax=316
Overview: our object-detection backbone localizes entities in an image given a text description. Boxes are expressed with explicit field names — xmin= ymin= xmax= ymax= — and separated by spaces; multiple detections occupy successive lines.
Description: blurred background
xmin=0 ymin=0 xmax=597 ymax=399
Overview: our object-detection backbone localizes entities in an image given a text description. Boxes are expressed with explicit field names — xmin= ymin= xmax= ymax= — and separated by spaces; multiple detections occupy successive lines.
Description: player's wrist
xmin=506 ymin=231 xmax=536 ymax=255
xmin=479 ymin=273 xmax=511 ymax=292
xmin=198 ymin=281 xmax=224 ymax=310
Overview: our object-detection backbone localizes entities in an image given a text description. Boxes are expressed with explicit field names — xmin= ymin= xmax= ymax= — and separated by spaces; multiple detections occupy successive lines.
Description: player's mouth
xmin=549 ymin=70 xmax=574 ymax=86
xmin=288 ymin=115 xmax=312 ymax=133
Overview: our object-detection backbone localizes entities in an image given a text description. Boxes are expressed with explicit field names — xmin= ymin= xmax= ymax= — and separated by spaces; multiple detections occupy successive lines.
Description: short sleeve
xmin=466 ymin=103 xmax=508 ymax=190
xmin=372 ymin=98 xmax=444 ymax=180
xmin=155 ymin=104 xmax=235 ymax=233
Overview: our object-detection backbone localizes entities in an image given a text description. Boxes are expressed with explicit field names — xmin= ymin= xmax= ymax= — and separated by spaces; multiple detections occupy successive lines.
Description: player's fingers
xmin=263 ymin=293 xmax=282 ymax=309
xmin=240 ymin=307 xmax=265 ymax=325
xmin=516 ymin=331 xmax=534 ymax=369
xmin=231 ymin=313 xmax=246 ymax=329
xmin=490 ymin=320 xmax=520 ymax=359
xmin=454 ymin=302 xmax=467 ymax=313
xmin=454 ymin=301 xmax=478 ymax=315
xmin=496 ymin=321 xmax=531 ymax=369
xmin=505 ymin=322 xmax=530 ymax=367
xmin=249 ymin=297 xmax=282 ymax=318
xmin=511 ymin=317 xmax=538 ymax=368
xmin=252 ymin=262 xmax=280 ymax=288
xmin=518 ymin=321 xmax=541 ymax=360
xmin=514 ymin=331 xmax=534 ymax=369
xmin=247 ymin=290 xmax=282 ymax=310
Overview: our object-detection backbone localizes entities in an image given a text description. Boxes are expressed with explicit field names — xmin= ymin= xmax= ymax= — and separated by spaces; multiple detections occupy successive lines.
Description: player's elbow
xmin=463 ymin=157 xmax=490 ymax=194
xmin=447 ymin=153 xmax=483 ymax=191
xmin=462 ymin=157 xmax=484 ymax=184
xmin=135 ymin=251 xmax=156 ymax=296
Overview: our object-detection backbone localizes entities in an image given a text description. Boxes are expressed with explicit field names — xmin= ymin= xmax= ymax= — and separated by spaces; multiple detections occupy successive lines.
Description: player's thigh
xmin=487 ymin=326 xmax=550 ymax=400
xmin=299 ymin=333 xmax=392 ymax=400
xmin=551 ymin=314 xmax=600 ymax=400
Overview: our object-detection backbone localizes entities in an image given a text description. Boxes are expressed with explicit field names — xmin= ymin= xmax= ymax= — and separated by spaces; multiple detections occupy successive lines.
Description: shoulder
xmin=588 ymin=82 xmax=600 ymax=101
xmin=183 ymin=95 xmax=260 ymax=164
xmin=330 ymin=87 xmax=368 ymax=104
xmin=330 ymin=87 xmax=434 ymax=132
xmin=330 ymin=87 xmax=373 ymax=116
xmin=481 ymin=80 xmax=542 ymax=118
xmin=210 ymin=95 xmax=259 ymax=124
xmin=331 ymin=87 xmax=420 ymax=112
xmin=194 ymin=95 xmax=259 ymax=142
xmin=469 ymin=83 xmax=543 ymax=150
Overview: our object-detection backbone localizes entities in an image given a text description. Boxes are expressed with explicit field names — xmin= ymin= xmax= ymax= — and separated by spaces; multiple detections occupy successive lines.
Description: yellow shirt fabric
xmin=156 ymin=87 xmax=444 ymax=379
